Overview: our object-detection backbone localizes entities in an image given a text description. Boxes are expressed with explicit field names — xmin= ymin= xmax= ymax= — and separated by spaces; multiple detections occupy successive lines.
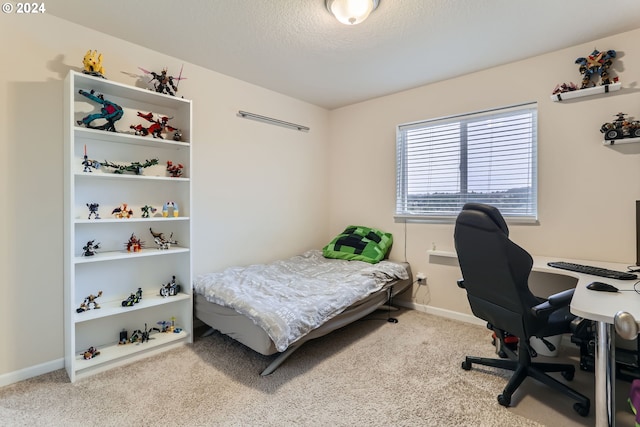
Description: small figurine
xmin=77 ymin=290 xmax=103 ymax=313
xmin=156 ymin=319 xmax=181 ymax=334
xmin=76 ymin=89 xmax=123 ymax=132
xmin=160 ymin=275 xmax=181 ymax=297
xmin=101 ymin=158 xmax=159 ymax=175
xmin=129 ymin=329 xmax=141 ymax=343
xmin=162 ymin=201 xmax=179 ymax=217
xmin=82 ymin=50 xmax=105 ymax=78
xmin=166 ymin=161 xmax=184 ymax=178
xmin=130 ymin=112 xmax=180 ymax=139
xmin=130 ymin=323 xmax=160 ymax=344
xmin=141 ymin=205 xmax=157 ymax=218
xmin=138 ymin=66 xmax=186 ymax=96
xmin=575 ymin=49 xmax=617 ymax=89
xmin=122 ymin=287 xmax=143 ymax=307
xmin=125 ymin=233 xmax=144 ymax=252
xmin=551 ymin=82 xmax=578 ymax=95
xmin=600 ymin=112 xmax=640 ymax=140
xmin=82 ymin=346 xmax=101 ymax=359
xmin=82 ymin=240 xmax=100 ymax=256
xmin=149 ymin=228 xmax=177 ymax=250
xmin=157 ymin=320 xmax=173 ymax=333
xmin=119 ymin=329 xmax=128 ymax=345
xmin=112 ymin=203 xmax=133 ymax=219
xmin=86 ymin=203 xmax=101 ymax=220
xmin=82 ymin=145 xmax=101 ymax=172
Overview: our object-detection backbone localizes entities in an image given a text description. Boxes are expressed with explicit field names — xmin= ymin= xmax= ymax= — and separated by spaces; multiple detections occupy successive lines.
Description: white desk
xmin=428 ymin=250 xmax=640 ymax=426
xmin=532 ymin=256 xmax=640 ymax=427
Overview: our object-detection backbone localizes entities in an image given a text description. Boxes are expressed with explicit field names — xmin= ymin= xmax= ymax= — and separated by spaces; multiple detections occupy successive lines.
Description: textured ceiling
xmin=49 ymin=0 xmax=640 ymax=109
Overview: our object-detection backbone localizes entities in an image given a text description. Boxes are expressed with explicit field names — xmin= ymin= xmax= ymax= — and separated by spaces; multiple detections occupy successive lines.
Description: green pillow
xmin=323 ymin=225 xmax=393 ymax=264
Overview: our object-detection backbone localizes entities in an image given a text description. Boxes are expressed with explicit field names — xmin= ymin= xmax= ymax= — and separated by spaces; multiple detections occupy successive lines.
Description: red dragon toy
xmin=130 ymin=111 xmax=180 ymax=140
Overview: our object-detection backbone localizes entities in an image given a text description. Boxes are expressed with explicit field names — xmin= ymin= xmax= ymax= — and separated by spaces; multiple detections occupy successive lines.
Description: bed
xmin=193 ymin=226 xmax=412 ymax=375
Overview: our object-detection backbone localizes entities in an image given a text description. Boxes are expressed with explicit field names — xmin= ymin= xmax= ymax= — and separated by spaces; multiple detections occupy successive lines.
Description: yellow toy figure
xmin=82 ymin=50 xmax=105 ymax=78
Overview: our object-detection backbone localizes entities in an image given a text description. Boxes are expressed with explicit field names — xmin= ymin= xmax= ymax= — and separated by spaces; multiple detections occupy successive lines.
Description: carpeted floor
xmin=0 ymin=309 xmax=636 ymax=426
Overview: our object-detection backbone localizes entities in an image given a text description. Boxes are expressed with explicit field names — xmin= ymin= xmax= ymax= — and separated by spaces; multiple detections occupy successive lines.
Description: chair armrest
xmin=531 ymin=288 xmax=574 ymax=317
xmin=547 ymin=288 xmax=574 ymax=307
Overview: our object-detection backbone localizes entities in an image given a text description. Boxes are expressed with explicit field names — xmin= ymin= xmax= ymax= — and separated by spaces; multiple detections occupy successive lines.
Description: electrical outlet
xmin=416 ymin=272 xmax=426 ymax=283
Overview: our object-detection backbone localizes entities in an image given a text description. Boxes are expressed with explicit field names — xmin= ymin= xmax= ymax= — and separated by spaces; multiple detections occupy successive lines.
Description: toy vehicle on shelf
xmin=600 ymin=112 xmax=640 ymax=140
xmin=122 ymin=288 xmax=143 ymax=307
xmin=160 ymin=276 xmax=181 ymax=297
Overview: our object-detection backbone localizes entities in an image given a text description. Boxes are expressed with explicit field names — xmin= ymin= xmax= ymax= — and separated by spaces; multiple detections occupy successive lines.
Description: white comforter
xmin=193 ymin=250 xmax=409 ymax=352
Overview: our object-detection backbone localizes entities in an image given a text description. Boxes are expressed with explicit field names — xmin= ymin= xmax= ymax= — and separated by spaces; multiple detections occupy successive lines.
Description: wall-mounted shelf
xmin=427 ymin=249 xmax=457 ymax=258
xmin=603 ymin=137 xmax=640 ymax=146
xmin=551 ymin=82 xmax=621 ymax=102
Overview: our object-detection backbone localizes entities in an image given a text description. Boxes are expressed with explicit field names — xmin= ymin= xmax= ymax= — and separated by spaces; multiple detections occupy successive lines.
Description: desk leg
xmin=594 ymin=321 xmax=615 ymax=427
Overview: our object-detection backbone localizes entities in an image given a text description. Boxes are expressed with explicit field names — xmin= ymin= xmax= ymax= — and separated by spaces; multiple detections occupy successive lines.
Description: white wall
xmin=328 ymin=28 xmax=640 ymax=317
xmin=0 ymin=14 xmax=329 ymax=383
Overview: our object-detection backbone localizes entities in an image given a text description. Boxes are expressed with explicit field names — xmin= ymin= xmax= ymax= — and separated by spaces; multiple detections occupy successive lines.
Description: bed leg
xmin=201 ymin=327 xmax=216 ymax=338
xmin=260 ymin=343 xmax=302 ymax=376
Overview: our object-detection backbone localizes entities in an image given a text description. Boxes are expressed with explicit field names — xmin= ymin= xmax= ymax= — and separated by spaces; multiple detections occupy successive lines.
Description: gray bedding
xmin=193 ymin=250 xmax=410 ymax=352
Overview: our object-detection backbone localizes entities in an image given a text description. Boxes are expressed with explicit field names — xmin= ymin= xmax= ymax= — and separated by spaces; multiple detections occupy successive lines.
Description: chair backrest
xmin=454 ymin=203 xmax=540 ymax=338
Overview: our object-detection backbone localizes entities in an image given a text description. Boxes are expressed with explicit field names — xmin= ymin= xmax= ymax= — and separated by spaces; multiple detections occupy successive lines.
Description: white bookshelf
xmin=63 ymin=71 xmax=193 ymax=382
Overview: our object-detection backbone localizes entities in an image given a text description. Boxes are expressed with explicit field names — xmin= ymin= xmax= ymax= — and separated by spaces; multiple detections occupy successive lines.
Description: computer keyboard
xmin=547 ymin=261 xmax=638 ymax=280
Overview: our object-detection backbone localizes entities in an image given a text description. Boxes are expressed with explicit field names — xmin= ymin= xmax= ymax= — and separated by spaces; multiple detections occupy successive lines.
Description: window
xmin=395 ymin=102 xmax=537 ymax=222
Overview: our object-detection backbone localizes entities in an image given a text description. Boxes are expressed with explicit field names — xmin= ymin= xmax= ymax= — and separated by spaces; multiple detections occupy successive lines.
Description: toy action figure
xmin=166 ymin=161 xmax=183 ymax=178
xmin=82 ymin=240 xmax=100 ymax=256
xmin=82 ymin=145 xmax=101 ymax=172
xmin=101 ymin=158 xmax=159 ymax=175
xmin=86 ymin=203 xmax=100 ymax=220
xmin=83 ymin=346 xmax=101 ymax=359
xmin=112 ymin=203 xmax=134 ymax=219
xmin=130 ymin=323 xmax=160 ymax=343
xmin=130 ymin=112 xmax=180 ymax=140
xmin=141 ymin=205 xmax=157 ymax=218
xmin=76 ymin=89 xmax=123 ymax=132
xmin=125 ymin=233 xmax=144 ymax=252
xmin=150 ymin=228 xmax=177 ymax=249
xmin=82 ymin=50 xmax=105 ymax=78
xmin=575 ymin=49 xmax=617 ymax=89
xmin=138 ymin=66 xmax=186 ymax=96
xmin=77 ymin=291 xmax=103 ymax=313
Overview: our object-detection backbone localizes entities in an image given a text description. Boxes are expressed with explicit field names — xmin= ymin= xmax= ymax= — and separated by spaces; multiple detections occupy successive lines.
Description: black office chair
xmin=454 ymin=203 xmax=590 ymax=416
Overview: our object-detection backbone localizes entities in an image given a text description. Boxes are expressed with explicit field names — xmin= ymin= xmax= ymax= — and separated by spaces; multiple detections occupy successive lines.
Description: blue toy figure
xmin=76 ymin=89 xmax=123 ymax=132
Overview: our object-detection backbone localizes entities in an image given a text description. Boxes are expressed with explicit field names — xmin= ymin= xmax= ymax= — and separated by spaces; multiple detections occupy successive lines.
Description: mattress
xmin=193 ymin=252 xmax=412 ymax=374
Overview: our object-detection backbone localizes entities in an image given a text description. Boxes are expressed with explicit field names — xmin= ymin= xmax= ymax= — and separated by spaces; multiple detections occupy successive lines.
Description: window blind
xmin=395 ymin=103 xmax=538 ymax=222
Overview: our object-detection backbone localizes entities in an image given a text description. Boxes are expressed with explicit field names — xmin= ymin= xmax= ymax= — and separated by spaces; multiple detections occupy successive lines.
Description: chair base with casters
xmin=461 ymin=323 xmax=590 ymax=416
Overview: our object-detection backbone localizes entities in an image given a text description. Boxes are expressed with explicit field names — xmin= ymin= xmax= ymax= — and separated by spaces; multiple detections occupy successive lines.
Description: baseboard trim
xmin=395 ymin=301 xmax=486 ymax=326
xmin=0 ymin=358 xmax=64 ymax=388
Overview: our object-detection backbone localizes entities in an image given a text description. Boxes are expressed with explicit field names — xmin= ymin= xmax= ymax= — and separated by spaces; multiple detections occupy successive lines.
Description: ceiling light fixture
xmin=325 ymin=0 xmax=380 ymax=25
